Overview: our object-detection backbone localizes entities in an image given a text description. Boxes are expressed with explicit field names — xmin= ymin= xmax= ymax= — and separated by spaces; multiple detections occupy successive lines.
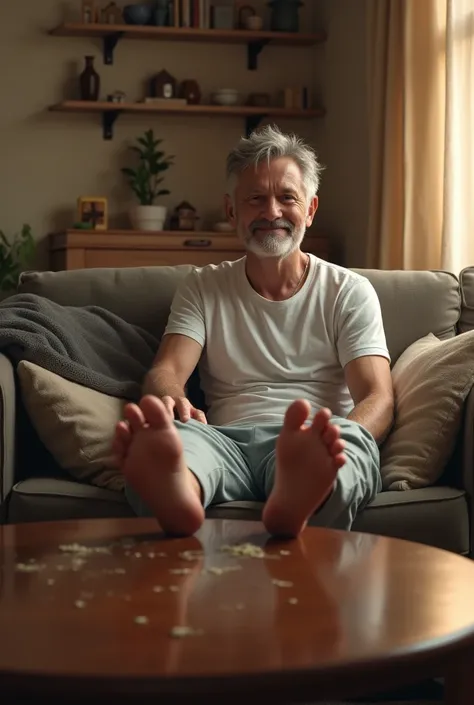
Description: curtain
xmin=367 ymin=0 xmax=474 ymax=273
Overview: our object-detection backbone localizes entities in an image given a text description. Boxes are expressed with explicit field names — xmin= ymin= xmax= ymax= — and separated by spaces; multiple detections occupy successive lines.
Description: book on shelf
xmin=171 ymin=0 xmax=211 ymax=29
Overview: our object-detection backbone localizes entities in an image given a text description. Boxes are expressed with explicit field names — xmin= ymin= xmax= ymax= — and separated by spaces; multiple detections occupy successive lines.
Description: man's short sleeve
xmin=335 ymin=279 xmax=390 ymax=368
xmin=163 ymin=270 xmax=206 ymax=347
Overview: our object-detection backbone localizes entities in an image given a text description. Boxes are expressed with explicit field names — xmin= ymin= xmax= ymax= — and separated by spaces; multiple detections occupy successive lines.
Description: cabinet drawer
xmin=85 ymin=249 xmax=244 ymax=269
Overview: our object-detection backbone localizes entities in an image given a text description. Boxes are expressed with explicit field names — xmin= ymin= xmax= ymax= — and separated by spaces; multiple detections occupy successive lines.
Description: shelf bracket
xmin=247 ymin=39 xmax=270 ymax=70
xmin=103 ymin=32 xmax=124 ymax=65
xmin=245 ymin=114 xmax=266 ymax=136
xmin=102 ymin=109 xmax=120 ymax=140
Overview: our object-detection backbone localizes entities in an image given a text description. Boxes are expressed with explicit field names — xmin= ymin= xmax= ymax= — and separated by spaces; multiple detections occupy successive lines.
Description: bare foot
xmin=113 ymin=395 xmax=205 ymax=536
xmin=262 ymin=400 xmax=346 ymax=538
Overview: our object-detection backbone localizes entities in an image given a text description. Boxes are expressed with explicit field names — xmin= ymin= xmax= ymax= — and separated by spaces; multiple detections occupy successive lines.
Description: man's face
xmin=225 ymin=157 xmax=318 ymax=258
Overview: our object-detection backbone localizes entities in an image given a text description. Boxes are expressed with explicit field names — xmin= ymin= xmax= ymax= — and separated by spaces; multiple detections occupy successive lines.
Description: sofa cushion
xmin=381 ymin=331 xmax=474 ymax=491
xmin=8 ymin=478 xmax=134 ymax=523
xmin=7 ymin=479 xmax=469 ymax=555
xmin=17 ymin=361 xmax=125 ymax=491
xmin=19 ymin=265 xmax=194 ymax=339
xmin=353 ymin=269 xmax=460 ymax=364
xmin=209 ymin=488 xmax=469 ymax=555
xmin=459 ymin=266 xmax=474 ymax=333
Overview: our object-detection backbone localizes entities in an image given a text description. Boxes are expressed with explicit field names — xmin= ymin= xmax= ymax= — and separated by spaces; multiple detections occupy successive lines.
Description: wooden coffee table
xmin=0 ymin=518 xmax=473 ymax=704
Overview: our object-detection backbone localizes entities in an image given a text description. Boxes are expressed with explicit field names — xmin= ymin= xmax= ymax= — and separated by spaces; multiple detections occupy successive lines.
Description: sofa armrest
xmin=0 ymin=352 xmax=16 ymax=520
xmin=462 ymin=386 xmax=474 ymax=556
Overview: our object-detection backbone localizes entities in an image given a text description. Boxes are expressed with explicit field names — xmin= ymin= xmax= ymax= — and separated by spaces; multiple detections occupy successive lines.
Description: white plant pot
xmin=130 ymin=204 xmax=167 ymax=231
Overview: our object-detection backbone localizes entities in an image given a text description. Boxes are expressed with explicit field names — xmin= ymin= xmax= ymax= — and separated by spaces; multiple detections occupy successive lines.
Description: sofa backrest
xmin=19 ymin=265 xmax=194 ymax=339
xmin=19 ymin=264 xmax=462 ymax=365
xmin=353 ymin=269 xmax=460 ymax=362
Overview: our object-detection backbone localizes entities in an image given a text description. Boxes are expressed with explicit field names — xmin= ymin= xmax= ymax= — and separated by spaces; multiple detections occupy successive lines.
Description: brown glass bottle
xmin=79 ymin=56 xmax=100 ymax=101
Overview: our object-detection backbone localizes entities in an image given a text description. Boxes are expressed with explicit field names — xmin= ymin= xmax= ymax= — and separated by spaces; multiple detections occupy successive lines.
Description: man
xmin=113 ymin=125 xmax=394 ymax=538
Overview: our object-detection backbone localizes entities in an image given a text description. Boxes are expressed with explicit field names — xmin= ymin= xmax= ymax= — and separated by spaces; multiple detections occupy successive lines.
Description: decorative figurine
xmin=178 ymin=79 xmax=201 ymax=105
xmin=170 ymin=201 xmax=199 ymax=231
xmin=77 ymin=197 xmax=108 ymax=230
xmin=101 ymin=2 xmax=123 ymax=24
xmin=150 ymin=69 xmax=178 ymax=99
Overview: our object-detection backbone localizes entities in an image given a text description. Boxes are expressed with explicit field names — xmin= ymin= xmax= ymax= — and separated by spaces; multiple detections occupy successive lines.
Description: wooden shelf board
xmin=50 ymin=22 xmax=326 ymax=46
xmin=49 ymin=101 xmax=325 ymax=119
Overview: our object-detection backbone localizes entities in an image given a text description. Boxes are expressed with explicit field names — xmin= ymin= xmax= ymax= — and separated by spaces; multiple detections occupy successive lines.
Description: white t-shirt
xmin=164 ymin=255 xmax=390 ymax=427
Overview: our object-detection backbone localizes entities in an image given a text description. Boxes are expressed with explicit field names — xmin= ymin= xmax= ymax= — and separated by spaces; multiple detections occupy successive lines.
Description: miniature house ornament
xmin=101 ymin=2 xmax=123 ymax=24
xmin=151 ymin=69 xmax=178 ymax=99
xmin=171 ymin=201 xmax=199 ymax=231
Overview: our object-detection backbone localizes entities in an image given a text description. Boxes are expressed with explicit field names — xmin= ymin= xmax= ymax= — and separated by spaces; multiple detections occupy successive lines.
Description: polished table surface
xmin=0 ymin=518 xmax=473 ymax=703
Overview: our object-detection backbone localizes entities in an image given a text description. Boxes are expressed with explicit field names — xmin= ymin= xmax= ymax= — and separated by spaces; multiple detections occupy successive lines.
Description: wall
xmin=0 ymin=0 xmax=370 ymax=269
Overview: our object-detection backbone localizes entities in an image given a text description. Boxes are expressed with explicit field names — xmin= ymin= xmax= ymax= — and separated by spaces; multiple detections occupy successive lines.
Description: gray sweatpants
xmin=125 ymin=416 xmax=381 ymax=530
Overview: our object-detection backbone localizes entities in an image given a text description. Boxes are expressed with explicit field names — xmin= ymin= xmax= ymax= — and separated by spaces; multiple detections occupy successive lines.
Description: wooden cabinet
xmin=49 ymin=230 xmax=332 ymax=271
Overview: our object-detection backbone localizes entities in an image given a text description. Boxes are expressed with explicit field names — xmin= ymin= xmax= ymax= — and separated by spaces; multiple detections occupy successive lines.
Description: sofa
xmin=1 ymin=264 xmax=473 ymax=557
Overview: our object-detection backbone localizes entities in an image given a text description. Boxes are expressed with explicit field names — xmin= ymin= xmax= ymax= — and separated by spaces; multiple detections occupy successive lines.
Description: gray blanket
xmin=0 ymin=293 xmax=160 ymax=401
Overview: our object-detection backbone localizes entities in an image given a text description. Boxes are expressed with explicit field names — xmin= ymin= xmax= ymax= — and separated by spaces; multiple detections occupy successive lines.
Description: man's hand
xmin=161 ymin=395 xmax=208 ymax=424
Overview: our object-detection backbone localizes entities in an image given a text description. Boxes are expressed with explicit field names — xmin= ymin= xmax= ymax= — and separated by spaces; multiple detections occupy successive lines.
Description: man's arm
xmin=344 ymin=355 xmax=394 ymax=445
xmin=143 ymin=333 xmax=205 ymax=422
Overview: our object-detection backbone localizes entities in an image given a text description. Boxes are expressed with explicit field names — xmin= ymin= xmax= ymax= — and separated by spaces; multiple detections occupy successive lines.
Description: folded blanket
xmin=0 ymin=293 xmax=160 ymax=401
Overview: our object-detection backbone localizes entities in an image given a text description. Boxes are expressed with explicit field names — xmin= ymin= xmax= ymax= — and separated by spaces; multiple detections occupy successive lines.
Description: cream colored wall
xmin=0 ymin=0 xmax=369 ymax=269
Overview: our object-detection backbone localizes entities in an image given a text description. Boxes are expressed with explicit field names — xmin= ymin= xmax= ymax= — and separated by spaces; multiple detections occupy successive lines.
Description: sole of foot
xmin=262 ymin=400 xmax=346 ymax=538
xmin=119 ymin=395 xmax=205 ymax=537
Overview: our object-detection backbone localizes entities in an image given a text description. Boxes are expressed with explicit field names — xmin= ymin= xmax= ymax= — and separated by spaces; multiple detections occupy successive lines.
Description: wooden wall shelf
xmin=49 ymin=101 xmax=326 ymax=140
xmin=50 ymin=23 xmax=326 ymax=67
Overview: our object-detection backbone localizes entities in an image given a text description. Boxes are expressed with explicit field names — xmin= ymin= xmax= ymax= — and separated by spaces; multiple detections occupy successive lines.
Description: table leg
xmin=445 ymin=660 xmax=472 ymax=704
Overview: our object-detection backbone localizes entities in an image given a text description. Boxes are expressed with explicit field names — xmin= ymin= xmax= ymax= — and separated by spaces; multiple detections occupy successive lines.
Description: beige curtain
xmin=367 ymin=0 xmax=474 ymax=273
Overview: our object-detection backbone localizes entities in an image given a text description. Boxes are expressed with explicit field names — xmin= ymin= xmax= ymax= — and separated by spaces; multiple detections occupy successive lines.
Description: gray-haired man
xmin=113 ymin=125 xmax=394 ymax=538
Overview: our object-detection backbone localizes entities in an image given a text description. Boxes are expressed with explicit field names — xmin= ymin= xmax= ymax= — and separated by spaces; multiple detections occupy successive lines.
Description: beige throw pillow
xmin=381 ymin=331 xmax=474 ymax=491
xmin=17 ymin=361 xmax=125 ymax=491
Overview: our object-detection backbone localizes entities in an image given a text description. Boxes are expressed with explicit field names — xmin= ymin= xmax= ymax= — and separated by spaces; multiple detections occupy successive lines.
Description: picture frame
xmin=77 ymin=197 xmax=108 ymax=230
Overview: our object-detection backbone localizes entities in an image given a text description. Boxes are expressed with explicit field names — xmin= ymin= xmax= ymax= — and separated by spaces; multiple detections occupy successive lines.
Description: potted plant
xmin=121 ymin=129 xmax=174 ymax=231
xmin=0 ymin=224 xmax=36 ymax=293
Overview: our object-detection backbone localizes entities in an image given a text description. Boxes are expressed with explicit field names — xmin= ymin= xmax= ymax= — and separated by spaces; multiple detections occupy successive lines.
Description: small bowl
xmin=123 ymin=3 xmax=153 ymax=25
xmin=211 ymin=89 xmax=240 ymax=106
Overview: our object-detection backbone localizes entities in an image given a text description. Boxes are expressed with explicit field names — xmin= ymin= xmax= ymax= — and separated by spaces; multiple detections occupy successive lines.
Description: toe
xmin=116 ymin=420 xmax=131 ymax=443
xmin=124 ymin=403 xmax=146 ymax=432
xmin=311 ymin=408 xmax=332 ymax=433
xmin=140 ymin=395 xmax=173 ymax=429
xmin=334 ymin=453 xmax=347 ymax=469
xmin=330 ymin=438 xmax=346 ymax=457
xmin=112 ymin=421 xmax=131 ymax=461
xmin=322 ymin=423 xmax=341 ymax=446
xmin=284 ymin=399 xmax=311 ymax=430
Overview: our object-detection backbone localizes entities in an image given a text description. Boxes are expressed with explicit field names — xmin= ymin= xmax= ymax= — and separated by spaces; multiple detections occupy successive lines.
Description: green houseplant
xmin=121 ymin=129 xmax=174 ymax=231
xmin=0 ymin=224 xmax=35 ymax=293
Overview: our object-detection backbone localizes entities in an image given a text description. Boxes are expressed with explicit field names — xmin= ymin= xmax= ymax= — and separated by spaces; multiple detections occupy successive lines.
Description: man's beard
xmin=239 ymin=218 xmax=306 ymax=258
